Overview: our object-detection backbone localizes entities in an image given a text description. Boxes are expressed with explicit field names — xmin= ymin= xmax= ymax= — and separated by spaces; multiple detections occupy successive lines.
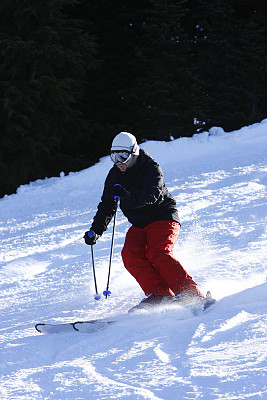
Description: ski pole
xmin=90 ymin=243 xmax=101 ymax=301
xmin=103 ymin=196 xmax=119 ymax=298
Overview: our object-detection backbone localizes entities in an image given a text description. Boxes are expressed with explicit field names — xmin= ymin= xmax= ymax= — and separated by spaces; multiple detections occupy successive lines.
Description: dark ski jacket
xmin=91 ymin=149 xmax=180 ymax=235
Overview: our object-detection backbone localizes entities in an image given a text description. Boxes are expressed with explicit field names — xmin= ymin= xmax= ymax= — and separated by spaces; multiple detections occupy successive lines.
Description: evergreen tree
xmin=1 ymin=0 xmax=266 ymax=196
xmin=185 ymin=0 xmax=267 ymax=131
xmin=0 ymin=0 xmax=98 ymax=196
xmin=81 ymin=0 xmax=201 ymax=144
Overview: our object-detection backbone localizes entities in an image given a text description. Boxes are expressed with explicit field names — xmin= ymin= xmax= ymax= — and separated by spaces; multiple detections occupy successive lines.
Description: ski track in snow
xmin=0 ymin=120 xmax=267 ymax=399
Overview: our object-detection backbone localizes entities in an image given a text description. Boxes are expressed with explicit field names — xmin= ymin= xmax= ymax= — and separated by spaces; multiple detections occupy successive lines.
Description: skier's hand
xmin=113 ymin=184 xmax=129 ymax=200
xmin=84 ymin=230 xmax=99 ymax=245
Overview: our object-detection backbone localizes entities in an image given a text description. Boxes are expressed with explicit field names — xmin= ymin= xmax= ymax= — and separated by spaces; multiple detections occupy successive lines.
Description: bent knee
xmin=121 ymin=243 xmax=135 ymax=263
xmin=147 ymin=247 xmax=169 ymax=263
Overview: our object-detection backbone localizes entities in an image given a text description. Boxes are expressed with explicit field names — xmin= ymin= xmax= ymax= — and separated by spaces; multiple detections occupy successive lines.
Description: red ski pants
xmin=121 ymin=221 xmax=202 ymax=297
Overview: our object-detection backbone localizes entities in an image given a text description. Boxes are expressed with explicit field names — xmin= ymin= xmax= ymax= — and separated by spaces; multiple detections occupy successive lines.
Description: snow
xmin=0 ymin=119 xmax=267 ymax=400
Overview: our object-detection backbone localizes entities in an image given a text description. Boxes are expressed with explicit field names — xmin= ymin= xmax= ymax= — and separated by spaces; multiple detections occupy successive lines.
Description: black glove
xmin=113 ymin=184 xmax=129 ymax=200
xmin=84 ymin=230 xmax=99 ymax=245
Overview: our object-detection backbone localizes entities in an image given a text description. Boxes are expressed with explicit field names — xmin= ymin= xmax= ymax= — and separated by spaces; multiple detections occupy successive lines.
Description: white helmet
xmin=111 ymin=132 xmax=140 ymax=156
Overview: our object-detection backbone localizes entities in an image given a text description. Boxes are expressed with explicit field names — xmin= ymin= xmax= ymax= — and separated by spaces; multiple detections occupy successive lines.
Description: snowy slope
xmin=0 ymin=120 xmax=267 ymax=400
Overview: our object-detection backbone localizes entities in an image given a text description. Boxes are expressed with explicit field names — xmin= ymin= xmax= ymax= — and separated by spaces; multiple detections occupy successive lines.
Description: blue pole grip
xmin=113 ymin=184 xmax=121 ymax=202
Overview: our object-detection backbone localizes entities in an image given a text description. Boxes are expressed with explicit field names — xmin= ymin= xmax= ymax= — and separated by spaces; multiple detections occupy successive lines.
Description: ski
xmin=35 ymin=318 xmax=115 ymax=334
xmin=35 ymin=292 xmax=215 ymax=334
xmin=128 ymin=291 xmax=216 ymax=314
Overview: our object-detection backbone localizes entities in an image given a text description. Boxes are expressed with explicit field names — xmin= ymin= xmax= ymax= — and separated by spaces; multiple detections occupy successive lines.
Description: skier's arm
xmin=91 ymin=174 xmax=117 ymax=235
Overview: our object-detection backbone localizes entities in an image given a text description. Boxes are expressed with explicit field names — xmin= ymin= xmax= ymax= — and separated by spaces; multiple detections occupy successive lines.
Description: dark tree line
xmin=0 ymin=0 xmax=266 ymax=197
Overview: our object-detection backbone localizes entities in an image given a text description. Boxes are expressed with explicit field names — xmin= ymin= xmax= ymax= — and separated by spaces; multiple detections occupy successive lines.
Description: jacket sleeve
xmin=91 ymin=171 xmax=117 ymax=235
xmin=123 ymin=160 xmax=165 ymax=209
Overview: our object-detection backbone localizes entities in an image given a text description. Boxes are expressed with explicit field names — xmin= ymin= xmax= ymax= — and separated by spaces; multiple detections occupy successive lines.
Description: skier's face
xmin=116 ymin=155 xmax=137 ymax=172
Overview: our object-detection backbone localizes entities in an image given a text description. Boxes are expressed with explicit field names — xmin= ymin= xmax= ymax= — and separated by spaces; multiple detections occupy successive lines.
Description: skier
xmin=84 ymin=132 xmax=204 ymax=310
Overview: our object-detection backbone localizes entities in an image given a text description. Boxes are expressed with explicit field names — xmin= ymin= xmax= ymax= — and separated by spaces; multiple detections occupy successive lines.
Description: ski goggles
xmin=110 ymin=150 xmax=132 ymax=164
